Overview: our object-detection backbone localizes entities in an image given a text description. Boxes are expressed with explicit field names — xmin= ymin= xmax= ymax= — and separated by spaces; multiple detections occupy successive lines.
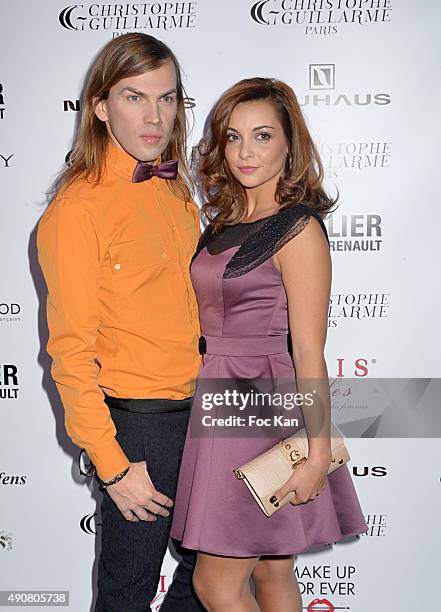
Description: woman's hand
xmin=269 ymin=453 xmax=331 ymax=508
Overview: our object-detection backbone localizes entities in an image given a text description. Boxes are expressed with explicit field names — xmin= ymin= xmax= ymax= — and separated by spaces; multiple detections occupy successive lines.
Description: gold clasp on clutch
xmin=281 ymin=440 xmax=305 ymax=469
xmin=291 ymin=456 xmax=307 ymax=470
xmin=234 ymin=469 xmax=245 ymax=480
xmin=289 ymin=448 xmax=301 ymax=463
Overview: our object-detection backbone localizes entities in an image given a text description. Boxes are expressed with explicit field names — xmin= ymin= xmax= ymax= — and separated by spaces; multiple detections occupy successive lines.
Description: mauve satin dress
xmin=170 ymin=204 xmax=368 ymax=557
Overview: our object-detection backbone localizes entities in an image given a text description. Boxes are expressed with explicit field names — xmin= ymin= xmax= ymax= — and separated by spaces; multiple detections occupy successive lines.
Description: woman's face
xmin=224 ymin=99 xmax=289 ymax=192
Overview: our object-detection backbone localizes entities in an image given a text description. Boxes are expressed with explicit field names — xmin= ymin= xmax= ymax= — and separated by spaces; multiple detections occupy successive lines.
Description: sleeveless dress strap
xmin=224 ymin=203 xmax=329 ymax=279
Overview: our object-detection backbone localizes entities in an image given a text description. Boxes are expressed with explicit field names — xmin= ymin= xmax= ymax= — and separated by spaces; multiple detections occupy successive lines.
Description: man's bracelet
xmin=98 ymin=466 xmax=130 ymax=488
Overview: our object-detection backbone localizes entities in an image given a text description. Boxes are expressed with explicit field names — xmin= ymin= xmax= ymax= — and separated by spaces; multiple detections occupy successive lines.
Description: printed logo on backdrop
xmin=295 ymin=564 xmax=361 ymax=608
xmin=319 ymin=141 xmax=391 ymax=179
xmin=309 ymin=64 xmax=335 ymax=90
xmin=0 ymin=302 xmax=21 ymax=324
xmin=59 ymin=2 xmax=198 ymax=35
xmin=250 ymin=0 xmax=392 ymax=35
xmin=301 ymin=64 xmax=391 ymax=107
xmin=325 ymin=214 xmax=383 ymax=252
xmin=363 ymin=514 xmax=387 ymax=536
xmin=1 ymin=154 xmax=14 ymax=168
xmin=327 ymin=366 xmax=374 ymax=431
xmin=328 ymin=293 xmax=390 ymax=327
xmin=334 ymin=357 xmax=373 ymax=377
xmin=352 ymin=466 xmax=387 ymax=477
xmin=0 ymin=82 xmax=5 ymax=119
xmin=0 ymin=365 xmax=19 ymax=399
xmin=306 ymin=600 xmax=336 ymax=611
xmin=308 ymin=66 xmax=392 ymax=177
xmin=0 ymin=530 xmax=13 ymax=551
xmin=63 ymin=99 xmax=80 ymax=112
xmin=0 ymin=472 xmax=27 ymax=485
xmin=80 ymin=513 xmax=101 ymax=535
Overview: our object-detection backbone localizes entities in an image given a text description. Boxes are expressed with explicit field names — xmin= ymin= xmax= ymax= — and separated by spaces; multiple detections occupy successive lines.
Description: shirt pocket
xmin=107 ymin=239 xmax=176 ymax=324
xmin=108 ymin=238 xmax=169 ymax=272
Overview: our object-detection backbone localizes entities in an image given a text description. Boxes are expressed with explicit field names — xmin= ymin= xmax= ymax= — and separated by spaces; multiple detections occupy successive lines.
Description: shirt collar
xmin=105 ymin=141 xmax=160 ymax=181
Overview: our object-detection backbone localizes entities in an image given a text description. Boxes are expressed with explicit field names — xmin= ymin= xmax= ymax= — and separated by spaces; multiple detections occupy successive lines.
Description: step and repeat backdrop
xmin=1 ymin=1 xmax=441 ymax=611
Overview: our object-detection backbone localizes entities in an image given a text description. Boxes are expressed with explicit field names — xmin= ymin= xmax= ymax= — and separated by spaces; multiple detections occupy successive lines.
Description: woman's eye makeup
xmin=226 ymin=131 xmax=273 ymax=142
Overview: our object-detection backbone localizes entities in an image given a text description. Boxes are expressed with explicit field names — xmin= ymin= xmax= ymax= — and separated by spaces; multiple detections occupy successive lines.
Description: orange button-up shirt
xmin=37 ymin=144 xmax=201 ymax=480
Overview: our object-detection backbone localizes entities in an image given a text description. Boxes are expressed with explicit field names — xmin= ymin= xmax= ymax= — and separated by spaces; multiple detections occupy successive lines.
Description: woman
xmin=170 ymin=77 xmax=368 ymax=612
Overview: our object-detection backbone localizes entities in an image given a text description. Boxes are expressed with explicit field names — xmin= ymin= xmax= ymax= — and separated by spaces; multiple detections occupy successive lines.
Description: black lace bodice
xmin=192 ymin=203 xmax=329 ymax=279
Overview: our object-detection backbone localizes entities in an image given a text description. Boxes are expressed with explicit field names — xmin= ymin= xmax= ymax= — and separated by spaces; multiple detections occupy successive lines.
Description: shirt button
xmin=161 ymin=252 xmax=168 ymax=259
xmin=114 ymin=263 xmax=121 ymax=270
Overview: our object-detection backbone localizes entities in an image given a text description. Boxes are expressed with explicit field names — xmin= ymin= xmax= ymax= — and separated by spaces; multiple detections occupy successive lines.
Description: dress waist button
xmin=198 ymin=336 xmax=207 ymax=355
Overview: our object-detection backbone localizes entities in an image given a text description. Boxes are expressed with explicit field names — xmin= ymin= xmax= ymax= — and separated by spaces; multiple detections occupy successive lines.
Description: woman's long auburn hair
xmin=198 ymin=77 xmax=338 ymax=232
xmin=55 ymin=33 xmax=192 ymax=201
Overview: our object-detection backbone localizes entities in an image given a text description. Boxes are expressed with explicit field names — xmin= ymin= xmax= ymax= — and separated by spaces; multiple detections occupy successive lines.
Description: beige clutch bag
xmin=233 ymin=422 xmax=350 ymax=517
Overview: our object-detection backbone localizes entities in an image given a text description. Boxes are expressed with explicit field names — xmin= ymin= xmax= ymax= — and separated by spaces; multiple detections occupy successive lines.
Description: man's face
xmin=94 ymin=60 xmax=178 ymax=162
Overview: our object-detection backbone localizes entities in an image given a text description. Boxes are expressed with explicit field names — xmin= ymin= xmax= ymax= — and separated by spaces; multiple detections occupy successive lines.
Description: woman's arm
xmin=271 ymin=214 xmax=332 ymax=504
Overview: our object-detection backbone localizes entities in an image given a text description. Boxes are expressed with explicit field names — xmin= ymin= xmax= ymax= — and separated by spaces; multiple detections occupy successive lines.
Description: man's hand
xmin=105 ymin=461 xmax=174 ymax=522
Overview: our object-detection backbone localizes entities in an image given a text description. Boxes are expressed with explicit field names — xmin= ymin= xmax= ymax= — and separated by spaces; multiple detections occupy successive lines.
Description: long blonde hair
xmin=55 ymin=33 xmax=192 ymax=201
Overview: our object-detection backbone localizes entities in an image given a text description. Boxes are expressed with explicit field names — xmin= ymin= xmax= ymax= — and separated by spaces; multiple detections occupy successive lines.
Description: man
xmin=37 ymin=33 xmax=205 ymax=612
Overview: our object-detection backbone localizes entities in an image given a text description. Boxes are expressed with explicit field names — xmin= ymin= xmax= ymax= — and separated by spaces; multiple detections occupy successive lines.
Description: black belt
xmin=104 ymin=393 xmax=192 ymax=414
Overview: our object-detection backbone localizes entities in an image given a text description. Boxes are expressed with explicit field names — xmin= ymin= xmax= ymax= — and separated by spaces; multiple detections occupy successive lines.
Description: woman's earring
xmin=285 ymin=154 xmax=292 ymax=175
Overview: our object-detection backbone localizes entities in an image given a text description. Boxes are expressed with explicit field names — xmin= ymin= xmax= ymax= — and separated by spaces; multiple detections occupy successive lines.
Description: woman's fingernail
xmin=269 ymin=496 xmax=277 ymax=503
